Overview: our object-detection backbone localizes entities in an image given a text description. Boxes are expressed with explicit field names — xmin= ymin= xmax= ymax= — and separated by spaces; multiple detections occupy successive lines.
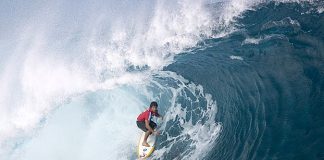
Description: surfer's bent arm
xmin=155 ymin=112 xmax=163 ymax=119
xmin=145 ymin=119 xmax=154 ymax=132
xmin=158 ymin=114 xmax=163 ymax=120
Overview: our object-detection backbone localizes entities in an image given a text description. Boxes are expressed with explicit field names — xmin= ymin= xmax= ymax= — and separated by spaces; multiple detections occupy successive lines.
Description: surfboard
xmin=137 ymin=132 xmax=156 ymax=159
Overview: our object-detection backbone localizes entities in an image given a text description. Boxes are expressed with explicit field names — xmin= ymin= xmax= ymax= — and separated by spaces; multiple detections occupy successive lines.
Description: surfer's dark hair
xmin=150 ymin=101 xmax=158 ymax=108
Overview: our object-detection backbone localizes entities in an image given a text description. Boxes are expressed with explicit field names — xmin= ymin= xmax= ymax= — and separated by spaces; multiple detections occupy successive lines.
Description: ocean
xmin=0 ymin=0 xmax=323 ymax=160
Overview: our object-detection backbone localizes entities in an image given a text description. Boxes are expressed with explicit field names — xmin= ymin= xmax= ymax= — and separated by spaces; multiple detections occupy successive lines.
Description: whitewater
xmin=0 ymin=0 xmax=224 ymax=159
xmin=1 ymin=0 xmax=323 ymax=159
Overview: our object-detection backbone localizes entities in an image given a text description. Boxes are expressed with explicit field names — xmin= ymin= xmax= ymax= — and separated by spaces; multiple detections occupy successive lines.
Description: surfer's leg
xmin=142 ymin=121 xmax=157 ymax=147
xmin=143 ymin=131 xmax=152 ymax=147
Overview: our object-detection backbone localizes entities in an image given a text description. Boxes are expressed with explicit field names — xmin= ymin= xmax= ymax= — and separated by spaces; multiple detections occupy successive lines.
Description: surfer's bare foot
xmin=142 ymin=142 xmax=150 ymax=147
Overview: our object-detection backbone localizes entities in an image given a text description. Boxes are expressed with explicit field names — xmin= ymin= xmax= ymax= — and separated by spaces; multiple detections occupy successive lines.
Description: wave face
xmin=0 ymin=0 xmax=323 ymax=160
xmin=167 ymin=1 xmax=324 ymax=159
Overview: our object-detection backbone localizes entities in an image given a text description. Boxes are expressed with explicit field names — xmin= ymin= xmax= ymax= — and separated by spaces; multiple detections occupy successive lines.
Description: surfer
xmin=136 ymin=101 xmax=163 ymax=147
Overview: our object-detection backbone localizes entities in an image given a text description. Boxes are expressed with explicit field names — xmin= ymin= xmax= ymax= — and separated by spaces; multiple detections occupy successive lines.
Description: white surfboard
xmin=137 ymin=132 xmax=156 ymax=159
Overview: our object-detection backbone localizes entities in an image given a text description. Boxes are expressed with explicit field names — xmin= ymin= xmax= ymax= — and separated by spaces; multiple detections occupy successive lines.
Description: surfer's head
xmin=150 ymin=101 xmax=158 ymax=112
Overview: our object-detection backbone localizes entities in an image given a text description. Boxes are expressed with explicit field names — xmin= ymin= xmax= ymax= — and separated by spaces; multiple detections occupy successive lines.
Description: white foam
xmin=5 ymin=71 xmax=221 ymax=160
xmin=0 ymin=1 xmax=220 ymax=159
xmin=9 ymin=88 xmax=144 ymax=160
xmin=230 ymin=55 xmax=244 ymax=60
xmin=318 ymin=6 xmax=324 ymax=13
xmin=87 ymin=0 xmax=216 ymax=75
xmin=243 ymin=37 xmax=263 ymax=45
xmin=143 ymin=72 xmax=222 ymax=159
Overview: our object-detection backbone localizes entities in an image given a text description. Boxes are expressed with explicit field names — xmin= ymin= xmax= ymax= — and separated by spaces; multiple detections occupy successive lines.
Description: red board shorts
xmin=136 ymin=121 xmax=157 ymax=132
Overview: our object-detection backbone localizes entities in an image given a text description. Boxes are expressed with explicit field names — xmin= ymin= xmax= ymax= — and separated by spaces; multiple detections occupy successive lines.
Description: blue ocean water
xmin=167 ymin=2 xmax=324 ymax=159
xmin=0 ymin=1 xmax=323 ymax=160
